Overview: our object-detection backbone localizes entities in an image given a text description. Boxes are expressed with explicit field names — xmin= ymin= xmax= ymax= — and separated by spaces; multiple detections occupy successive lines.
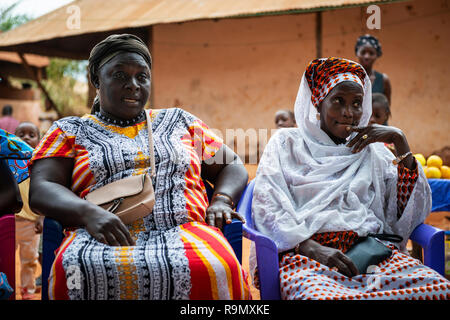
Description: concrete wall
xmin=152 ymin=0 xmax=449 ymax=158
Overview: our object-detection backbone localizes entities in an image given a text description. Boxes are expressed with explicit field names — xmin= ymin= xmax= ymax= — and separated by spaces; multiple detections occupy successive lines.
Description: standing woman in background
xmin=355 ymin=34 xmax=392 ymax=113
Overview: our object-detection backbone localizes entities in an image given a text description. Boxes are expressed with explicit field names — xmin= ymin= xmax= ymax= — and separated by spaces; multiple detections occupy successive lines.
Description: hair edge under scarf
xmin=88 ymin=34 xmax=152 ymax=114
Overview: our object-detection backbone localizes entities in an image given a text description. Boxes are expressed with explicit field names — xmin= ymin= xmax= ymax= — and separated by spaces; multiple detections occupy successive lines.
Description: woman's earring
xmin=316 ymin=113 xmax=320 ymax=120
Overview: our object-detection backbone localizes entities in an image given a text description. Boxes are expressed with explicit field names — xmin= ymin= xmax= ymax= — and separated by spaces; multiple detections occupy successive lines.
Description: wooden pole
xmin=18 ymin=52 xmax=61 ymax=118
xmin=315 ymin=11 xmax=323 ymax=58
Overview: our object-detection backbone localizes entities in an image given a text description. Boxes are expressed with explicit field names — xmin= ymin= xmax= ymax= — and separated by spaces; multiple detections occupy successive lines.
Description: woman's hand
xmin=83 ymin=207 xmax=135 ymax=247
xmin=201 ymin=144 xmax=248 ymax=230
xmin=346 ymin=124 xmax=415 ymax=169
xmin=296 ymin=239 xmax=359 ymax=278
xmin=346 ymin=124 xmax=403 ymax=153
xmin=206 ymin=195 xmax=245 ymax=230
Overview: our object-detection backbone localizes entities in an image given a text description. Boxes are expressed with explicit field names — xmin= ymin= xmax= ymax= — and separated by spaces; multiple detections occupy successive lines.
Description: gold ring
xmin=362 ymin=134 xmax=368 ymax=140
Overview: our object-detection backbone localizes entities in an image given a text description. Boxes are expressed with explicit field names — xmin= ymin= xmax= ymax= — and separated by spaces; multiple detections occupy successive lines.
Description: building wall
xmin=152 ymin=0 xmax=449 ymax=158
xmin=0 ymin=87 xmax=41 ymax=129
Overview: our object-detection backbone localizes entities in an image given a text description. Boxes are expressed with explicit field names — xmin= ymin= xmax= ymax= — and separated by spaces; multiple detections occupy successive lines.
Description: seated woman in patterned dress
xmin=29 ymin=34 xmax=251 ymax=300
xmin=252 ymin=57 xmax=450 ymax=300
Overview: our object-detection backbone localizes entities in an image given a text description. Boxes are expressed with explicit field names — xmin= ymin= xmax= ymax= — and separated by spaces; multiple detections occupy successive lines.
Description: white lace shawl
xmin=252 ymin=72 xmax=432 ymax=253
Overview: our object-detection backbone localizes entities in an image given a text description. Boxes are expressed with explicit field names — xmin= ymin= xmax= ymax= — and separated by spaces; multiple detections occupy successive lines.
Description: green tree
xmin=0 ymin=1 xmax=29 ymax=31
xmin=43 ymin=58 xmax=89 ymax=117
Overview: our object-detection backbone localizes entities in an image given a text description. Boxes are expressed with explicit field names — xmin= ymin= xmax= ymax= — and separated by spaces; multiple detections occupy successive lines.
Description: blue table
xmin=428 ymin=179 xmax=450 ymax=212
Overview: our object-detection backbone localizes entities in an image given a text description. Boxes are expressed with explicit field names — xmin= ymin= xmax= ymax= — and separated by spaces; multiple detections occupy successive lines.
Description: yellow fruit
xmin=427 ymin=155 xmax=443 ymax=168
xmin=423 ymin=166 xmax=428 ymax=175
xmin=414 ymin=154 xmax=426 ymax=166
xmin=441 ymin=165 xmax=450 ymax=179
xmin=426 ymin=166 xmax=442 ymax=179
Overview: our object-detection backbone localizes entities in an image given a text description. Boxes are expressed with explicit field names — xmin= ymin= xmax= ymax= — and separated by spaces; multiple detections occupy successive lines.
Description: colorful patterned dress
xmin=31 ymin=108 xmax=250 ymax=300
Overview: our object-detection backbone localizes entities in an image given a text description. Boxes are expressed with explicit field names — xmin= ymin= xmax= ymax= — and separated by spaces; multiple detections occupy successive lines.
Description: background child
xmin=274 ymin=109 xmax=296 ymax=129
xmin=370 ymin=93 xmax=395 ymax=155
xmin=14 ymin=122 xmax=43 ymax=300
xmin=369 ymin=92 xmax=391 ymax=126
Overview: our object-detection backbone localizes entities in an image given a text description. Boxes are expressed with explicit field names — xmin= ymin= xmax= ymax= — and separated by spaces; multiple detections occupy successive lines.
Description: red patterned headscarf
xmin=305 ymin=57 xmax=366 ymax=108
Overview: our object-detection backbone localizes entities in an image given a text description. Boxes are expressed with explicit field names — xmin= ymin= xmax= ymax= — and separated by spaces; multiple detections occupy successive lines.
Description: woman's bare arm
xmin=30 ymin=158 xmax=134 ymax=246
xmin=201 ymin=144 xmax=248 ymax=229
xmin=0 ymin=159 xmax=23 ymax=215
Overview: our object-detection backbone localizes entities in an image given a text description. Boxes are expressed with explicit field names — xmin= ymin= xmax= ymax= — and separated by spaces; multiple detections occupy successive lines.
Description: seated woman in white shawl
xmin=252 ymin=57 xmax=450 ymax=300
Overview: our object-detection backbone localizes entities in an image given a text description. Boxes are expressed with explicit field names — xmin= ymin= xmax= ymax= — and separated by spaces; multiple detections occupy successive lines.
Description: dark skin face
xmin=356 ymin=44 xmax=378 ymax=72
xmin=318 ymin=81 xmax=364 ymax=145
xmin=369 ymin=102 xmax=390 ymax=125
xmin=274 ymin=110 xmax=296 ymax=128
xmin=15 ymin=122 xmax=40 ymax=148
xmin=92 ymin=52 xmax=151 ymax=120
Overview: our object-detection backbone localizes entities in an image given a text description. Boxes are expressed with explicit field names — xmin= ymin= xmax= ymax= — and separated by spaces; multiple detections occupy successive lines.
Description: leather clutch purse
xmin=346 ymin=233 xmax=403 ymax=274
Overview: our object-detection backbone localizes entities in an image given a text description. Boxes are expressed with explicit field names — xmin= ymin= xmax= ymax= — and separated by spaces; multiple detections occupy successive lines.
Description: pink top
xmin=0 ymin=116 xmax=20 ymax=134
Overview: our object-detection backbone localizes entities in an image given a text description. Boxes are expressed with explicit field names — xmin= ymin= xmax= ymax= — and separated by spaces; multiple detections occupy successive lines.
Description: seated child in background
xmin=369 ymin=92 xmax=391 ymax=126
xmin=14 ymin=122 xmax=43 ymax=300
xmin=274 ymin=109 xmax=296 ymax=129
xmin=370 ymin=93 xmax=396 ymax=155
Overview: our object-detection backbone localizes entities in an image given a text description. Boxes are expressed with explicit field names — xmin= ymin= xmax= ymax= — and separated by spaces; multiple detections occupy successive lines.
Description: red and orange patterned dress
xmin=31 ymin=108 xmax=250 ymax=300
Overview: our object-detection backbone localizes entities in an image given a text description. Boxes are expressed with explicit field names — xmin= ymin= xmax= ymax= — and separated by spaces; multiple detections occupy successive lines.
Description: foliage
xmin=0 ymin=1 xmax=29 ymax=32
xmin=42 ymin=74 xmax=89 ymax=117
xmin=42 ymin=58 xmax=90 ymax=117
xmin=46 ymin=58 xmax=86 ymax=80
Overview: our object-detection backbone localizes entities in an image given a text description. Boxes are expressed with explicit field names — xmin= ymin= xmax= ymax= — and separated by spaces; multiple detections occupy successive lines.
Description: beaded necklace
xmin=95 ymin=109 xmax=146 ymax=127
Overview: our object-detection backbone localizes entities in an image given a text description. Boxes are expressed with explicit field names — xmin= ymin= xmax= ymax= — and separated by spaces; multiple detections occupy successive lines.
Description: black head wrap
xmin=355 ymin=34 xmax=382 ymax=57
xmin=88 ymin=34 xmax=152 ymax=113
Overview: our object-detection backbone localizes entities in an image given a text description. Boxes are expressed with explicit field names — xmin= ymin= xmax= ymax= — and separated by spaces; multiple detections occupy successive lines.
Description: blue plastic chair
xmin=237 ymin=179 xmax=446 ymax=300
xmin=42 ymin=180 xmax=243 ymax=300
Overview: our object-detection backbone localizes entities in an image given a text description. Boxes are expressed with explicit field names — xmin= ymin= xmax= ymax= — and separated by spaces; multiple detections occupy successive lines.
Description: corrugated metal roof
xmin=0 ymin=0 xmax=400 ymax=48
